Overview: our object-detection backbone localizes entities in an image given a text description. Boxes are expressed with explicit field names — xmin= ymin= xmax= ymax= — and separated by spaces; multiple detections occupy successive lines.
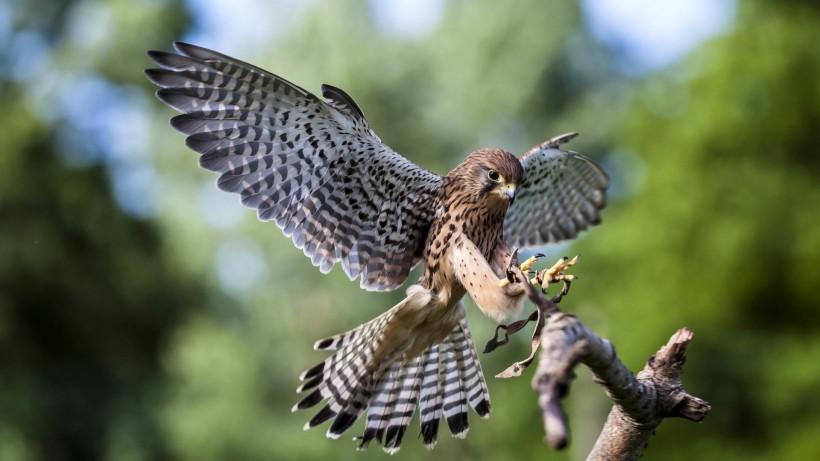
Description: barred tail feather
xmin=310 ymin=302 xmax=397 ymax=353
xmin=293 ymin=310 xmax=393 ymax=421
xmin=452 ymin=316 xmax=491 ymax=419
xmin=293 ymin=291 xmax=422 ymax=431
xmin=356 ymin=360 xmax=413 ymax=453
xmin=382 ymin=359 xmax=422 ymax=451
xmin=418 ymin=345 xmax=443 ymax=448
xmin=294 ymin=295 xmax=490 ymax=454
xmin=356 ymin=355 xmax=423 ymax=453
xmin=440 ymin=339 xmax=469 ymax=438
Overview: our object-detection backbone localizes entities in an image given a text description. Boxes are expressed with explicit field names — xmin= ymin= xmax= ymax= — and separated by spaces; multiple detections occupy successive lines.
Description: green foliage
xmin=2 ymin=0 xmax=819 ymax=460
xmin=0 ymin=1 xmax=200 ymax=460
xmin=0 ymin=89 xmax=202 ymax=459
xmin=581 ymin=1 xmax=820 ymax=458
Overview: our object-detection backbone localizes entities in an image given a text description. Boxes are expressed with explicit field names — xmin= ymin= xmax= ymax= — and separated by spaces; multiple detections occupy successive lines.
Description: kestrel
xmin=146 ymin=42 xmax=609 ymax=453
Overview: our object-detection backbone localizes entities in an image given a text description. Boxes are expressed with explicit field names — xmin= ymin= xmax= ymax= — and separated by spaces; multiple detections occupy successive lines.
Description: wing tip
xmin=547 ymin=132 xmax=579 ymax=148
xmin=321 ymin=83 xmax=367 ymax=121
xmin=143 ymin=68 xmax=165 ymax=86
xmin=173 ymin=41 xmax=201 ymax=56
xmin=520 ymin=132 xmax=580 ymax=161
xmin=145 ymin=49 xmax=165 ymax=61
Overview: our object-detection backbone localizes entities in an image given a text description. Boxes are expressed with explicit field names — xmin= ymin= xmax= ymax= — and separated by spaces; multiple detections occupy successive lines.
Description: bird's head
xmin=451 ymin=148 xmax=524 ymax=209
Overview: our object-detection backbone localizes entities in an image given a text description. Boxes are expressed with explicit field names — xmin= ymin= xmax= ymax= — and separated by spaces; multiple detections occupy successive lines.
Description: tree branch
xmin=493 ymin=267 xmax=710 ymax=459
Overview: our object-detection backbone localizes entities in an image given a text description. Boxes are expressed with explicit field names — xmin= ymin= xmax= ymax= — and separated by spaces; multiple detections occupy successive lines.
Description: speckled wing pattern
xmin=146 ymin=42 xmax=443 ymax=291
xmin=503 ymin=133 xmax=609 ymax=248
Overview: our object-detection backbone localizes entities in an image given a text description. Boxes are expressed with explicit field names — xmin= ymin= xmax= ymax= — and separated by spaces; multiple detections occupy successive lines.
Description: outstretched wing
xmin=503 ymin=133 xmax=609 ymax=248
xmin=146 ymin=42 xmax=443 ymax=291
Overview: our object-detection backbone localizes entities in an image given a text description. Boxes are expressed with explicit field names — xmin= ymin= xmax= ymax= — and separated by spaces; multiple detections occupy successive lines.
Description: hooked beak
xmin=505 ymin=184 xmax=517 ymax=205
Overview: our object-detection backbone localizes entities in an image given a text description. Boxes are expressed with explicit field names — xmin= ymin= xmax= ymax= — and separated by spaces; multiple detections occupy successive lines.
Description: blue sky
xmin=185 ymin=0 xmax=736 ymax=72
xmin=581 ymin=0 xmax=736 ymax=72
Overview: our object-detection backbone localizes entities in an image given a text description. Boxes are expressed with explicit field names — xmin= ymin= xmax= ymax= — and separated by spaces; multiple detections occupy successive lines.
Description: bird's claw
xmin=534 ymin=255 xmax=579 ymax=290
xmin=519 ymin=253 xmax=545 ymax=273
xmin=489 ymin=254 xmax=582 ymax=377
xmin=499 ymin=251 xmax=546 ymax=287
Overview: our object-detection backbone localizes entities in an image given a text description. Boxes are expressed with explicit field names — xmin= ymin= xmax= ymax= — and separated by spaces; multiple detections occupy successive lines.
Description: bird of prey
xmin=145 ymin=42 xmax=608 ymax=453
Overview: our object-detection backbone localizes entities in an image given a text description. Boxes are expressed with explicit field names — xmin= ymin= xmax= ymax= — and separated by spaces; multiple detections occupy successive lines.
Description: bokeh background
xmin=2 ymin=0 xmax=819 ymax=460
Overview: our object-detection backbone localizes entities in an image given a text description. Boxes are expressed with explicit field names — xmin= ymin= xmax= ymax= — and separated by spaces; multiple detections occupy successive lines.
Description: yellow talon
xmin=519 ymin=255 xmax=541 ymax=273
xmin=535 ymin=255 xmax=580 ymax=287
xmin=499 ymin=254 xmax=581 ymax=289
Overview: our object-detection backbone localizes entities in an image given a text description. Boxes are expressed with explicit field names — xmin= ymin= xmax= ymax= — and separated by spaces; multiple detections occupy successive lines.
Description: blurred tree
xmin=0 ymin=1 xmax=203 ymax=460
xmin=582 ymin=0 xmax=820 ymax=459
xmin=4 ymin=0 xmax=818 ymax=460
xmin=0 ymin=86 xmax=205 ymax=460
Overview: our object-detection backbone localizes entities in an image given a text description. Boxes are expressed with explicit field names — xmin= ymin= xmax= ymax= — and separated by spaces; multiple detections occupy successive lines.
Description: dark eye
xmin=487 ymin=170 xmax=501 ymax=182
